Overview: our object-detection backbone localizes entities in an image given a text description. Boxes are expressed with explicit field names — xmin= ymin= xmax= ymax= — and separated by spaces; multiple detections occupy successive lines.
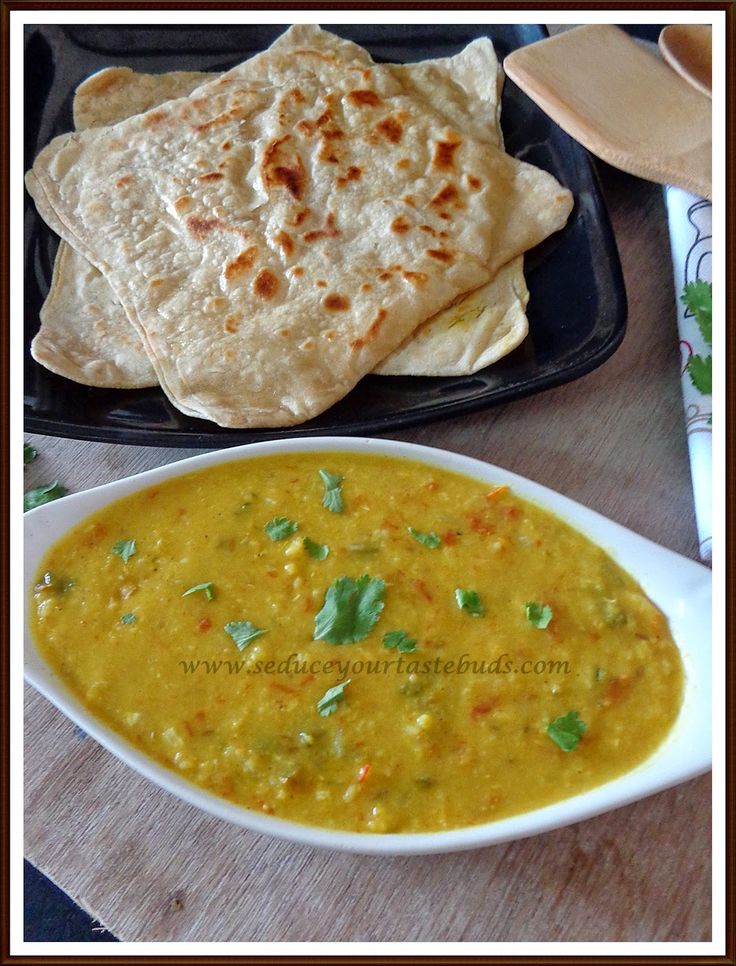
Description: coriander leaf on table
xmin=314 ymin=575 xmax=385 ymax=644
xmin=681 ymin=280 xmax=712 ymax=345
xmin=111 ymin=538 xmax=137 ymax=563
xmin=317 ymin=679 xmax=351 ymax=716
xmin=265 ymin=516 xmax=298 ymax=541
xmin=547 ymin=711 xmax=586 ymax=752
xmin=24 ymin=444 xmax=37 ymax=466
xmin=224 ymin=620 xmax=268 ymax=651
xmin=687 ymin=354 xmax=712 ymax=396
xmin=319 ymin=469 xmax=344 ymax=513
xmin=24 ymin=481 xmax=67 ymax=512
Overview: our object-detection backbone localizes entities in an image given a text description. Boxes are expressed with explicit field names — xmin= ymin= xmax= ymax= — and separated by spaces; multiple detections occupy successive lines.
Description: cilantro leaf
xmin=687 ymin=353 xmax=712 ymax=396
xmin=224 ymin=620 xmax=268 ymax=651
xmin=24 ymin=444 xmax=37 ymax=466
xmin=454 ymin=588 xmax=485 ymax=616
xmin=525 ymin=601 xmax=553 ymax=629
xmin=24 ymin=481 xmax=67 ymax=512
xmin=383 ymin=630 xmax=417 ymax=653
xmin=314 ymin=575 xmax=385 ymax=644
xmin=304 ymin=537 xmax=329 ymax=560
xmin=265 ymin=516 xmax=298 ymax=541
xmin=120 ymin=612 xmax=137 ymax=625
xmin=319 ymin=469 xmax=344 ymax=513
xmin=182 ymin=581 xmax=215 ymax=601
xmin=317 ymin=679 xmax=351 ymax=717
xmin=681 ymin=280 xmax=712 ymax=345
xmin=111 ymin=538 xmax=137 ymax=563
xmin=547 ymin=711 xmax=586 ymax=752
xmin=408 ymin=527 xmax=441 ymax=549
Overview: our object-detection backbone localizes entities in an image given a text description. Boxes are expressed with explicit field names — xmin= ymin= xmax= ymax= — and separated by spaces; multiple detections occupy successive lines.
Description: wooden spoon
xmin=503 ymin=24 xmax=711 ymax=199
xmin=659 ymin=24 xmax=712 ymax=98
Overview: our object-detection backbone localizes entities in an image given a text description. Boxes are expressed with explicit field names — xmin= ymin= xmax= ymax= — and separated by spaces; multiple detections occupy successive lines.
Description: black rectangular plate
xmin=24 ymin=23 xmax=626 ymax=447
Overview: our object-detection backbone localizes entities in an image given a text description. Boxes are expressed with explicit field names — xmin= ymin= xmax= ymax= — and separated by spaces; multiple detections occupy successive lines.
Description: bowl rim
xmin=24 ymin=436 xmax=712 ymax=855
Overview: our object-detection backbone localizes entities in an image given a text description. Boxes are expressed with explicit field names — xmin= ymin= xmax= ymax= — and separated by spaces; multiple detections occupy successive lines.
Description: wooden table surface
xmin=23 ymin=162 xmax=711 ymax=942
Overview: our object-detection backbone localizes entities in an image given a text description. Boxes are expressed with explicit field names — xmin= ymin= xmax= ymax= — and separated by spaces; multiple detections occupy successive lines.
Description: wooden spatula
xmin=503 ymin=24 xmax=711 ymax=199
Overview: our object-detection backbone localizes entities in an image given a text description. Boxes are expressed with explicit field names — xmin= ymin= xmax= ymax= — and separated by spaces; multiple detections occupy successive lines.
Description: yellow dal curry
xmin=31 ymin=453 xmax=683 ymax=833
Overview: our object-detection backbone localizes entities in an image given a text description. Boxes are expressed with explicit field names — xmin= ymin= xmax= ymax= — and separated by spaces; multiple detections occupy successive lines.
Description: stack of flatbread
xmin=26 ymin=25 xmax=573 ymax=428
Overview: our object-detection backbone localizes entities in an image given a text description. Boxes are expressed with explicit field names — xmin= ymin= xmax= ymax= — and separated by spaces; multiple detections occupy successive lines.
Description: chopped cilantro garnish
xmin=319 ymin=469 xmax=344 ymax=513
xmin=525 ymin=601 xmax=553 ymax=629
xmin=224 ymin=620 xmax=268 ymax=651
xmin=317 ymin=679 xmax=351 ymax=717
xmin=182 ymin=581 xmax=215 ymax=601
xmin=408 ymin=527 xmax=441 ymax=549
xmin=24 ymin=481 xmax=67 ymax=512
xmin=383 ymin=630 xmax=417 ymax=653
xmin=111 ymin=538 xmax=137 ymax=563
xmin=265 ymin=516 xmax=298 ymax=541
xmin=24 ymin=444 xmax=37 ymax=466
xmin=454 ymin=588 xmax=485 ymax=616
xmin=120 ymin=612 xmax=137 ymax=625
xmin=304 ymin=537 xmax=330 ymax=560
xmin=547 ymin=711 xmax=586 ymax=752
xmin=314 ymin=575 xmax=385 ymax=644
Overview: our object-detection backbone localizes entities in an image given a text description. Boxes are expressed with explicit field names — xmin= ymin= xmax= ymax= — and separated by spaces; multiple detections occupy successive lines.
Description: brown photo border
xmin=1 ymin=0 xmax=733 ymax=960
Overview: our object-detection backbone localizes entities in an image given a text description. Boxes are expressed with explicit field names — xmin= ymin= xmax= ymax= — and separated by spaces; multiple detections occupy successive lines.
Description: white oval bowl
xmin=24 ymin=436 xmax=712 ymax=855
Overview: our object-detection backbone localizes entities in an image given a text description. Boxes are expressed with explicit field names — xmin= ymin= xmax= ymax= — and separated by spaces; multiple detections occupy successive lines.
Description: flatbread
xmin=33 ymin=68 xmax=207 ymax=388
xmin=27 ymin=26 xmax=572 ymax=425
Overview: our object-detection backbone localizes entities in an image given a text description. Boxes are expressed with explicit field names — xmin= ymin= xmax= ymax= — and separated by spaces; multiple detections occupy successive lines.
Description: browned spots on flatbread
xmin=403 ymin=195 xmax=416 ymax=207
xmin=433 ymin=135 xmax=462 ymax=171
xmin=288 ymin=87 xmax=306 ymax=103
xmin=186 ymin=216 xmax=221 ymax=240
xmin=303 ymin=213 xmax=340 ymax=243
xmin=466 ymin=174 xmax=482 ymax=190
xmin=291 ymin=207 xmax=311 ymax=227
xmin=430 ymin=182 xmax=463 ymax=209
xmin=360 ymin=282 xmax=373 ymax=293
xmin=425 ymin=248 xmax=454 ymax=263
xmin=323 ymin=293 xmax=350 ymax=312
xmin=175 ymin=196 xmax=193 ymax=214
xmin=378 ymin=271 xmax=392 ymax=283
xmin=316 ymin=280 xmax=327 ymax=288
xmin=274 ymin=230 xmax=294 ymax=256
xmin=253 ymin=269 xmax=279 ymax=300
xmin=279 ymin=328 xmax=291 ymax=337
xmin=206 ymin=295 xmax=228 ymax=312
xmin=149 ymin=278 xmax=163 ymax=288
xmin=419 ymin=224 xmax=436 ymax=235
xmin=224 ymin=246 xmax=258 ymax=281
xmin=375 ymin=115 xmax=404 ymax=144
xmin=391 ymin=216 xmax=411 ymax=235
xmin=439 ymin=212 xmax=451 ymax=220
xmin=337 ymin=165 xmax=362 ymax=188
xmin=318 ymin=143 xmax=340 ymax=164
xmin=143 ymin=110 xmax=168 ymax=130
xmin=198 ymin=172 xmax=224 ymax=182
xmin=396 ymin=158 xmax=411 ymax=170
xmin=224 ymin=315 xmax=240 ymax=333
xmin=221 ymin=140 xmax=232 ymax=151
xmin=262 ymin=136 xmax=306 ymax=201
xmin=194 ymin=112 xmax=232 ymax=133
xmin=351 ymin=308 xmax=387 ymax=350
xmin=347 ymin=89 xmax=382 ymax=108
xmin=403 ymin=270 xmax=428 ymax=287
xmin=116 ymin=175 xmax=133 ymax=188
xmin=348 ymin=66 xmax=373 ymax=83
xmin=291 ymin=265 xmax=305 ymax=277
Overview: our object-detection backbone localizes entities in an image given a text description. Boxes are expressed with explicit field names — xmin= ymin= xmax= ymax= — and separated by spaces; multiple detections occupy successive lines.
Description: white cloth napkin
xmin=663 ymin=186 xmax=712 ymax=562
